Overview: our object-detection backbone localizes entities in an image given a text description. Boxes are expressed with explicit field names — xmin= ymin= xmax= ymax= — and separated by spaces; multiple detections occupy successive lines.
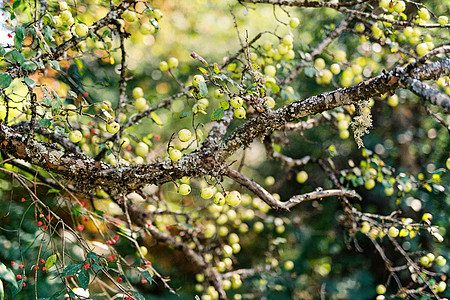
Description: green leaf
xmin=43 ymin=25 xmax=52 ymax=41
xmin=11 ymin=50 xmax=24 ymax=64
xmin=198 ymin=67 xmax=209 ymax=75
xmin=129 ymin=291 xmax=146 ymax=300
xmin=0 ymin=263 xmax=18 ymax=290
xmin=211 ymin=108 xmax=224 ymax=121
xmin=24 ymin=77 xmax=35 ymax=88
xmin=78 ymin=268 xmax=89 ymax=289
xmin=213 ymin=63 xmax=221 ymax=74
xmin=273 ymin=143 xmax=281 ymax=153
xmin=179 ymin=111 xmax=189 ymax=119
xmin=87 ymin=252 xmax=100 ymax=264
xmin=197 ymin=81 xmax=208 ymax=97
xmin=67 ymin=91 xmax=77 ymax=98
xmin=91 ymin=264 xmax=103 ymax=272
xmin=0 ymin=74 xmax=12 ymax=89
xmin=265 ymin=81 xmax=280 ymax=93
xmin=49 ymin=60 xmax=60 ymax=70
xmin=304 ymin=67 xmax=316 ymax=78
xmin=11 ymin=279 xmax=22 ymax=296
xmin=0 ymin=46 xmax=5 ymax=57
xmin=21 ymin=60 xmax=37 ymax=71
xmin=62 ymin=264 xmax=81 ymax=278
xmin=138 ymin=269 xmax=155 ymax=284
xmin=87 ymin=252 xmax=98 ymax=260
xmin=39 ymin=118 xmax=52 ymax=128
xmin=45 ymin=254 xmax=57 ymax=270
xmin=73 ymin=58 xmax=83 ymax=70
xmin=12 ymin=0 xmax=22 ymax=9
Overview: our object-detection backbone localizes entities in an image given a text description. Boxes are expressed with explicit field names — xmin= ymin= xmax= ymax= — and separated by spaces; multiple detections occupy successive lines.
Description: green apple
xmin=192 ymin=75 xmax=205 ymax=87
xmin=394 ymin=1 xmax=406 ymax=13
xmin=296 ymin=171 xmax=308 ymax=183
xmin=264 ymin=65 xmax=276 ymax=77
xmin=159 ymin=61 xmax=169 ymax=71
xmin=132 ymin=87 xmax=144 ymax=99
xmin=289 ymin=17 xmax=300 ymax=28
xmin=213 ymin=192 xmax=225 ymax=206
xmin=204 ymin=224 xmax=216 ymax=238
xmin=284 ymin=260 xmax=294 ymax=271
xmin=230 ymin=96 xmax=243 ymax=108
xmin=388 ymin=226 xmax=399 ymax=237
xmin=364 ymin=179 xmax=376 ymax=190
xmin=265 ymin=97 xmax=275 ymax=109
xmin=436 ymin=255 xmax=447 ymax=266
xmin=314 ymin=58 xmax=326 ymax=69
xmin=225 ymin=191 xmax=241 ymax=206
xmin=168 ymin=57 xmax=178 ymax=68
xmin=106 ymin=122 xmax=120 ymax=134
xmin=330 ymin=63 xmax=341 ymax=74
xmin=74 ymin=23 xmax=89 ymax=37
xmin=178 ymin=184 xmax=191 ymax=195
xmin=201 ymin=186 xmax=216 ymax=199
xmin=60 ymin=10 xmax=72 ymax=22
xmin=69 ymin=130 xmax=83 ymax=143
xmin=234 ymin=107 xmax=246 ymax=119
xmin=134 ymin=97 xmax=147 ymax=111
xmin=360 ymin=221 xmax=371 ymax=234
xmin=228 ymin=233 xmax=239 ymax=244
xmin=282 ymin=34 xmax=293 ymax=45
xmin=169 ymin=149 xmax=182 ymax=161
xmin=438 ymin=16 xmax=449 ymax=26
xmin=416 ymin=43 xmax=429 ymax=56
xmin=178 ymin=129 xmax=192 ymax=142
xmin=376 ymin=284 xmax=386 ymax=294
xmin=135 ymin=142 xmax=149 ymax=156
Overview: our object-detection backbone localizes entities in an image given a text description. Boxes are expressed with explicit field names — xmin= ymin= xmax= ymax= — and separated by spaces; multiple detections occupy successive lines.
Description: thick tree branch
xmin=401 ymin=77 xmax=450 ymax=112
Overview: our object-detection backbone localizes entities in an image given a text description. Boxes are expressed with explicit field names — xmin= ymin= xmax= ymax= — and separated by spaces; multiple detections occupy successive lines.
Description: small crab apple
xmin=168 ymin=57 xmax=179 ymax=68
xmin=153 ymin=9 xmax=163 ymax=20
xmin=192 ymin=75 xmax=205 ymax=87
xmin=74 ymin=23 xmax=89 ymax=37
xmin=213 ymin=192 xmax=225 ymax=206
xmin=169 ymin=149 xmax=182 ymax=161
xmin=265 ymin=96 xmax=275 ymax=109
xmin=393 ymin=1 xmax=406 ymax=13
xmin=69 ymin=130 xmax=83 ymax=143
xmin=234 ymin=107 xmax=246 ymax=119
xmin=230 ymin=96 xmax=243 ymax=108
xmin=225 ymin=191 xmax=241 ymax=206
xmin=289 ymin=17 xmax=300 ymax=28
xmin=201 ymin=186 xmax=216 ymax=199
xmin=134 ymin=97 xmax=147 ymax=111
xmin=178 ymin=129 xmax=192 ymax=142
xmin=159 ymin=61 xmax=169 ymax=72
xmin=264 ymin=65 xmax=276 ymax=77
xmin=178 ymin=184 xmax=191 ymax=195
xmin=135 ymin=142 xmax=149 ymax=157
xmin=296 ymin=171 xmax=308 ymax=183
xmin=438 ymin=16 xmax=448 ymax=26
xmin=106 ymin=121 xmax=120 ymax=134
xmin=284 ymin=260 xmax=294 ymax=271
xmin=132 ymin=87 xmax=144 ymax=99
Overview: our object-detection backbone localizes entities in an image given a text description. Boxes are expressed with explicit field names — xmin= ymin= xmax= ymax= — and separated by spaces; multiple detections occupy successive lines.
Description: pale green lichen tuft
xmin=350 ymin=104 xmax=372 ymax=148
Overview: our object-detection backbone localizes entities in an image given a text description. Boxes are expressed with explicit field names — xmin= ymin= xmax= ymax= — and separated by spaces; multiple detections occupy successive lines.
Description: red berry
xmin=165 ymin=225 xmax=170 ymax=230
xmin=37 ymin=221 xmax=43 ymax=226
xmin=40 ymin=259 xmax=45 ymax=264
xmin=141 ymin=278 xmax=148 ymax=284
xmin=117 ymin=276 xmax=122 ymax=282
xmin=19 ymin=264 xmax=24 ymax=269
xmin=42 ymin=267 xmax=47 ymax=271
xmin=46 ymin=215 xmax=50 ymax=220
xmin=154 ymin=135 xmax=161 ymax=141
xmin=63 ymin=65 xmax=69 ymax=70
xmin=114 ymin=235 xmax=120 ymax=241
xmin=108 ymin=255 xmax=115 ymax=261
xmin=16 ymin=274 xmax=22 ymax=279
xmin=7 ymin=33 xmax=12 ymax=38
xmin=126 ymin=145 xmax=132 ymax=151
xmin=20 ymin=198 xmax=25 ymax=202
xmin=145 ymin=261 xmax=152 ymax=266
xmin=11 ymin=261 xmax=15 ymax=266
xmin=83 ymin=92 xmax=89 ymax=98
xmin=83 ymin=264 xmax=90 ymax=270
xmin=77 ymin=225 xmax=85 ymax=231
xmin=34 ymin=266 xmax=39 ymax=270
xmin=107 ymin=240 xmax=112 ymax=245
xmin=42 ymin=225 xmax=47 ymax=230
xmin=22 ymin=282 xmax=26 ymax=287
